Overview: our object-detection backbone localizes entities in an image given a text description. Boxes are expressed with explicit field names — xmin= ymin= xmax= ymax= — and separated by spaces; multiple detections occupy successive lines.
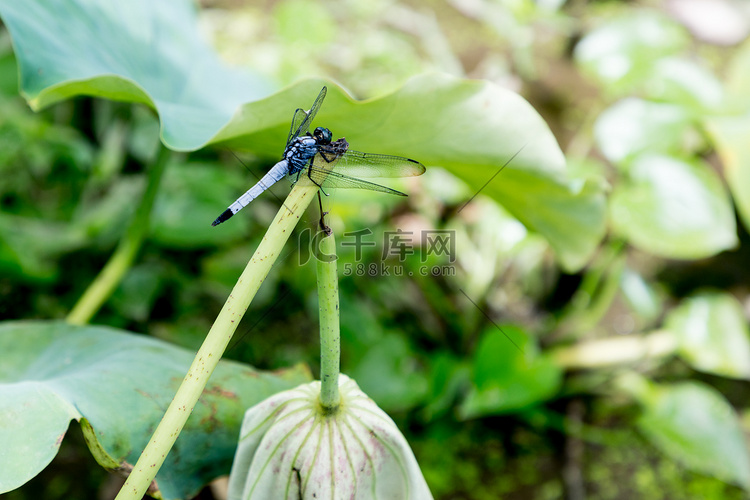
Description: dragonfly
xmin=212 ymin=86 xmax=426 ymax=226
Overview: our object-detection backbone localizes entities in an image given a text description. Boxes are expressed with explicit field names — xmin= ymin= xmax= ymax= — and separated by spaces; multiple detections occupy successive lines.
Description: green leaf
xmin=108 ymin=262 xmax=165 ymax=322
xmin=0 ymin=0 xmax=271 ymax=150
xmin=0 ymin=0 xmax=606 ymax=270
xmin=575 ymin=11 xmax=689 ymax=92
xmin=421 ymin=353 xmax=470 ymax=421
xmin=458 ymin=327 xmax=562 ymax=418
xmin=348 ymin=333 xmax=429 ymax=412
xmin=151 ymin=161 xmax=249 ymax=247
xmin=707 ymin=114 xmax=750 ymax=236
xmin=724 ymin=38 xmax=750 ymax=110
xmin=594 ymin=98 xmax=692 ymax=163
xmin=0 ymin=215 xmax=88 ymax=282
xmin=665 ymin=293 xmax=750 ymax=380
xmin=646 ymin=57 xmax=724 ymax=110
xmin=0 ymin=321 xmax=311 ymax=499
xmin=454 ymin=153 xmax=607 ymax=273
xmin=635 ymin=381 xmax=750 ymax=489
xmin=609 ymin=154 xmax=737 ymax=258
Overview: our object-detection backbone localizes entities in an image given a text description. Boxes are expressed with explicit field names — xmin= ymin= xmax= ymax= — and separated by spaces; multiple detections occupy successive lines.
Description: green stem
xmin=115 ymin=181 xmax=319 ymax=500
xmin=66 ymin=145 xmax=171 ymax=325
xmin=316 ymin=231 xmax=340 ymax=409
xmin=550 ymin=329 xmax=678 ymax=369
xmin=554 ymin=242 xmax=626 ymax=341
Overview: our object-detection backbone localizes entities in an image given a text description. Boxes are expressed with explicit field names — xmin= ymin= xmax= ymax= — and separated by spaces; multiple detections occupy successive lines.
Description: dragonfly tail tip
xmin=212 ymin=209 xmax=234 ymax=226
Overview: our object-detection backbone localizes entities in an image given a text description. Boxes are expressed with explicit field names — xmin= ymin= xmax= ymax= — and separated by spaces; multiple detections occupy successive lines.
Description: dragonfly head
xmin=313 ymin=127 xmax=333 ymax=145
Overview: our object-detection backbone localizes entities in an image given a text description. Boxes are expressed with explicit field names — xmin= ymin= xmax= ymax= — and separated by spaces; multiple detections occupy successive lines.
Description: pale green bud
xmin=228 ymin=374 xmax=433 ymax=500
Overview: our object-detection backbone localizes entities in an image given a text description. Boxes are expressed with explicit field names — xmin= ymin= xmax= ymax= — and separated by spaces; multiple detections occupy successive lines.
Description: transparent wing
xmin=285 ymin=108 xmax=307 ymax=146
xmin=303 ymin=162 xmax=408 ymax=196
xmin=323 ymin=149 xmax=426 ymax=178
xmin=285 ymin=86 xmax=327 ymax=146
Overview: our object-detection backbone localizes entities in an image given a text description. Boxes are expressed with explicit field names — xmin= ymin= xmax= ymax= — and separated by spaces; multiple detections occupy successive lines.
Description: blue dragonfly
xmin=212 ymin=87 xmax=426 ymax=226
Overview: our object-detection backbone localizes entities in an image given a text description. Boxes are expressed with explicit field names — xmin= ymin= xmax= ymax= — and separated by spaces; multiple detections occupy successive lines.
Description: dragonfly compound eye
xmin=314 ymin=127 xmax=333 ymax=144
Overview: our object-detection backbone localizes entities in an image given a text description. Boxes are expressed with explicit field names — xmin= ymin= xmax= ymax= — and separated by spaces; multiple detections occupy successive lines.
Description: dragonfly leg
xmin=317 ymin=191 xmax=331 ymax=235
xmin=306 ymin=158 xmax=330 ymax=196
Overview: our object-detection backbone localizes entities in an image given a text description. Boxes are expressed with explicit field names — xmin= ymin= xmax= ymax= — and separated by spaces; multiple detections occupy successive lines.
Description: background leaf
xmin=0 ymin=0 xmax=270 ymax=150
xmin=635 ymin=381 xmax=750 ymax=489
xmin=458 ymin=327 xmax=562 ymax=418
xmin=150 ymin=161 xmax=250 ymax=247
xmin=575 ymin=11 xmax=689 ymax=92
xmin=646 ymin=57 xmax=724 ymax=110
xmin=0 ymin=321 xmax=311 ymax=499
xmin=707 ymin=114 xmax=750 ymax=236
xmin=665 ymin=292 xmax=750 ymax=380
xmin=609 ymin=154 xmax=737 ymax=259
xmin=594 ymin=98 xmax=692 ymax=163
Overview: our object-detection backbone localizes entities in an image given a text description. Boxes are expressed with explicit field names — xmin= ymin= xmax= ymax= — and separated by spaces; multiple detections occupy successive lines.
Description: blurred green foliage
xmin=0 ymin=322 xmax=311 ymax=500
xmin=2 ymin=0 xmax=750 ymax=499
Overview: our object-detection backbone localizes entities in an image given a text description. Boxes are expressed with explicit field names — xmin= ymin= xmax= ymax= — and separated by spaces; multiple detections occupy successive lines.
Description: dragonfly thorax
xmin=284 ymin=127 xmax=335 ymax=175
xmin=284 ymin=135 xmax=318 ymax=174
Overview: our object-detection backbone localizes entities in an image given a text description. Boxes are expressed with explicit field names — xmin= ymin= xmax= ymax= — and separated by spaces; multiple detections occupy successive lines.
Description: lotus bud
xmin=227 ymin=374 xmax=433 ymax=500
